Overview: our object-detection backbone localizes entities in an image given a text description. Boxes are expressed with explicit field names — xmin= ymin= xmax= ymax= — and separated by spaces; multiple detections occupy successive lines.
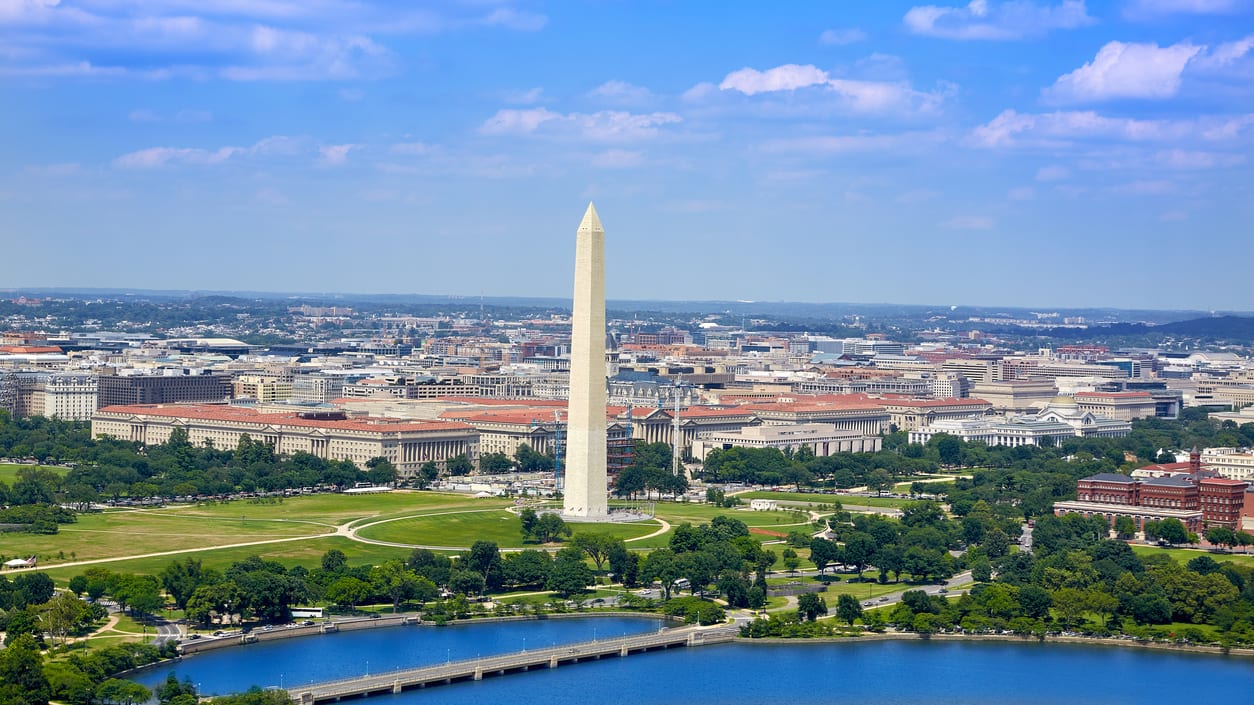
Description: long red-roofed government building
xmin=91 ymin=404 xmax=478 ymax=479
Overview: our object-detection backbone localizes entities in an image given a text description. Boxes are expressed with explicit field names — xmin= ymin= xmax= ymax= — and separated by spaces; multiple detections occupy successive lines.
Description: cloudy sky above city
xmin=2 ymin=1 xmax=1252 ymax=311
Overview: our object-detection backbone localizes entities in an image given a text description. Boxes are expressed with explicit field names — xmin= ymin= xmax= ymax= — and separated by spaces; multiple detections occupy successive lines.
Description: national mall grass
xmin=0 ymin=462 xmax=68 ymax=485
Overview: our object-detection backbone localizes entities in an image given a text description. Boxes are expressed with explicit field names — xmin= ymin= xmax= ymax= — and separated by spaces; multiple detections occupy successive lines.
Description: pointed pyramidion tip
xmin=578 ymin=202 xmax=603 ymax=233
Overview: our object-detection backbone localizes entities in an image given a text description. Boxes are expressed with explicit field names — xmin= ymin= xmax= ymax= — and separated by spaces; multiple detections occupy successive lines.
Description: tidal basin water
xmin=136 ymin=620 xmax=1254 ymax=705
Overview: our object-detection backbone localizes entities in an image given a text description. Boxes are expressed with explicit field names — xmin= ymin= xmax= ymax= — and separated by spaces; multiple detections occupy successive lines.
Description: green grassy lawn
xmin=1131 ymin=544 xmax=1254 ymax=568
xmin=736 ymin=491 xmax=910 ymax=509
xmin=38 ymin=536 xmax=416 ymax=584
xmin=355 ymin=509 xmax=659 ymax=548
xmin=652 ymin=501 xmax=816 ymax=526
xmin=170 ymin=491 xmax=497 ymax=526
xmin=0 ymin=510 xmax=329 ymax=567
xmin=0 ymin=463 xmax=69 ymax=485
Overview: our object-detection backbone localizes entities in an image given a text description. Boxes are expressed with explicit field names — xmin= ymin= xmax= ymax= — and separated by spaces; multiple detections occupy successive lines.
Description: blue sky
xmin=2 ymin=1 xmax=1252 ymax=311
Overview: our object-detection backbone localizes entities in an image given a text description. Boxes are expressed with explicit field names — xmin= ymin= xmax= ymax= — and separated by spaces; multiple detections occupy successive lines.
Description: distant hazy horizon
xmin=5 ymin=285 xmax=1249 ymax=320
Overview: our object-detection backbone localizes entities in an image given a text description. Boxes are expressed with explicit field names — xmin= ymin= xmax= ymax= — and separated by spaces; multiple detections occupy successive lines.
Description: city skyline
xmin=3 ymin=1 xmax=1253 ymax=310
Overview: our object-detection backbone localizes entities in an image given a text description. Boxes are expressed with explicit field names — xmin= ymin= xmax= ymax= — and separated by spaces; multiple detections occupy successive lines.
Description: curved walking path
xmin=343 ymin=507 xmax=669 ymax=551
xmin=9 ymin=500 xmax=678 ymax=573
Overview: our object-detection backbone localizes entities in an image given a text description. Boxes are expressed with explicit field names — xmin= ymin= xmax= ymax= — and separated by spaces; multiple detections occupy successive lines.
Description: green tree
xmin=161 ymin=557 xmax=210 ymax=611
xmin=547 ymin=548 xmax=594 ymax=597
xmin=934 ymin=434 xmax=962 ymax=466
xmin=836 ymin=594 xmax=863 ymax=626
xmin=842 ymin=532 xmax=878 ymax=580
xmin=796 ymin=593 xmax=827 ymax=622
xmin=416 ymin=461 xmax=440 ymax=489
xmin=0 ymin=633 xmax=51 ymax=705
xmin=478 ymin=452 xmax=515 ymax=474
xmin=570 ymin=532 xmax=621 ymax=572
xmin=326 ymin=576 xmax=370 ymax=609
xmin=809 ymin=537 xmax=840 ymax=575
xmin=1114 ymin=515 xmax=1137 ymax=540
xmin=370 ymin=561 xmax=422 ymax=613
xmin=466 ymin=541 xmax=502 ymax=591
xmin=449 ymin=570 xmax=486 ymax=597
xmin=530 ymin=512 xmax=572 ymax=543
xmin=320 ymin=549 xmax=348 ymax=573
xmin=866 ymin=469 xmax=894 ymax=496
xmin=1156 ymin=518 xmax=1190 ymax=546
xmin=96 ymin=679 xmax=151 ymax=705
xmin=518 ymin=507 xmax=539 ymax=539
xmin=364 ymin=457 xmax=398 ymax=486
xmin=641 ymin=549 xmax=682 ymax=600
xmin=446 ymin=454 xmax=474 ymax=476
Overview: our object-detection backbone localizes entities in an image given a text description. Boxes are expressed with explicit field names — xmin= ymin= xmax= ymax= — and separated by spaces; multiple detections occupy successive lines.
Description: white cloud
xmin=481 ymin=7 xmax=547 ymax=32
xmin=970 ymin=109 xmax=1217 ymax=147
xmin=681 ymin=81 xmax=717 ymax=102
xmin=904 ymin=0 xmax=1093 ymax=40
xmin=1201 ymin=115 xmax=1254 ymax=140
xmin=113 ymin=145 xmax=240 ymax=169
xmin=1156 ymin=148 xmax=1244 ymax=169
xmin=1045 ymin=41 xmax=1201 ymax=102
xmin=1008 ymin=186 xmax=1036 ymax=200
xmin=1191 ymin=35 xmax=1254 ymax=71
xmin=589 ymin=80 xmax=652 ymax=104
xmin=480 ymin=107 xmax=563 ymax=135
xmin=0 ymin=1 xmax=545 ymax=81
xmin=820 ymin=28 xmax=867 ymax=45
xmin=317 ymin=143 xmax=356 ymax=165
xmin=720 ymin=64 xmax=830 ymax=95
xmin=717 ymin=64 xmax=951 ymax=114
xmin=1159 ymin=208 xmax=1189 ymax=221
xmin=501 ymin=86 xmax=543 ymax=104
xmin=479 ymin=108 xmax=681 ymax=141
xmin=112 ymin=135 xmax=306 ymax=168
xmin=762 ymin=130 xmax=946 ymax=153
xmin=942 ymin=215 xmax=995 ymax=229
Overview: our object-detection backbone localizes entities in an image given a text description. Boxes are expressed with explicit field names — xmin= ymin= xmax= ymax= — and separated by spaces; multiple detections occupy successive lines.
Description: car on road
xmin=878 ymin=596 xmax=890 ymax=602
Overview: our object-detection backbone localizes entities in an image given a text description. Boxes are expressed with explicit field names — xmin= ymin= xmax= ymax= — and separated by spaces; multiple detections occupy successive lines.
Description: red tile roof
xmin=96 ymin=404 xmax=473 ymax=434
xmin=0 ymin=345 xmax=63 ymax=354
xmin=1200 ymin=478 xmax=1250 ymax=487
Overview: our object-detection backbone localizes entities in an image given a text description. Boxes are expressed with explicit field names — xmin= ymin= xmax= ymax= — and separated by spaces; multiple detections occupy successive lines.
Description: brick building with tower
xmin=1054 ymin=448 xmax=1251 ymax=534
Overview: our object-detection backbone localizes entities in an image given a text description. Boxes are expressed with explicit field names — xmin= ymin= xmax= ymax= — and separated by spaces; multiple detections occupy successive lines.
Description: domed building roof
xmin=1048 ymin=394 xmax=1078 ymax=407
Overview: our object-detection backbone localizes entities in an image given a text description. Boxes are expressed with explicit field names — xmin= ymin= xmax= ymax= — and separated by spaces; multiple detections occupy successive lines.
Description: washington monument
xmin=563 ymin=203 xmax=609 ymax=519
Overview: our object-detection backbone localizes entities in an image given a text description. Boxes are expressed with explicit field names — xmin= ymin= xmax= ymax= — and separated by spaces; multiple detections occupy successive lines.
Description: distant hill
xmin=1014 ymin=316 xmax=1254 ymax=343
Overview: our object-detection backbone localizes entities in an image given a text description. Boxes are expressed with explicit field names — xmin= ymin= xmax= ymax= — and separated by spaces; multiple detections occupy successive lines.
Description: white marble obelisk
xmin=563 ymin=203 xmax=608 ymax=519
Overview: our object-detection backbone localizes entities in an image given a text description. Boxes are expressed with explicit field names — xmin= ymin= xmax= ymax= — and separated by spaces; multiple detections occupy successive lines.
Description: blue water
xmin=133 ymin=617 xmax=661 ymax=695
xmin=137 ymin=621 xmax=1254 ymax=704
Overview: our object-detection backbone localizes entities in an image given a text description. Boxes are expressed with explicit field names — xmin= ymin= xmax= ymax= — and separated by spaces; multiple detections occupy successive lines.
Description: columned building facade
xmin=92 ymin=404 xmax=478 ymax=478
